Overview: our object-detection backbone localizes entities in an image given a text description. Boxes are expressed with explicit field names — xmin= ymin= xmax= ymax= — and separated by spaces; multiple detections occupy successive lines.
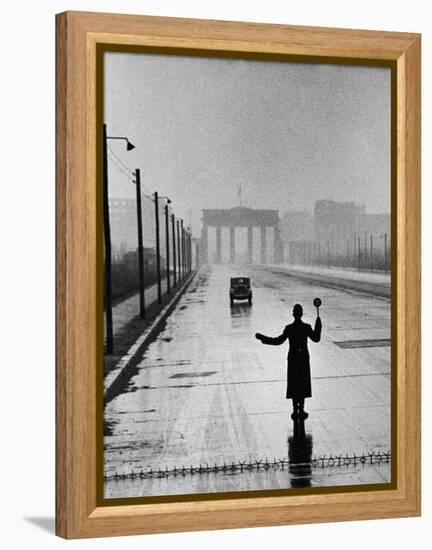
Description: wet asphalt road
xmin=104 ymin=264 xmax=391 ymax=498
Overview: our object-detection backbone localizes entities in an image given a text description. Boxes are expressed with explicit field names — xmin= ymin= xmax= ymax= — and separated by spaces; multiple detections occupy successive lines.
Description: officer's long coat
xmin=259 ymin=318 xmax=322 ymax=399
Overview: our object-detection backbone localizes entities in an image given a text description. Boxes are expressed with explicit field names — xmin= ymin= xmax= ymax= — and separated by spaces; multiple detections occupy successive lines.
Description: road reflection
xmin=288 ymin=417 xmax=313 ymax=488
xmin=229 ymin=302 xmax=253 ymax=328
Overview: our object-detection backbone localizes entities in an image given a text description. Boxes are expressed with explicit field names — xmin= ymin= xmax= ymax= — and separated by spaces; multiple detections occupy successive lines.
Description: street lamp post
xmin=134 ymin=168 xmax=145 ymax=319
xmin=103 ymin=123 xmax=135 ymax=354
xmin=154 ymin=192 xmax=162 ymax=304
xmin=157 ymin=196 xmax=171 ymax=296
xmin=172 ymin=213 xmax=177 ymax=286
xmin=185 ymin=229 xmax=189 ymax=275
xmin=177 ymin=219 xmax=181 ymax=281
xmin=189 ymin=232 xmax=192 ymax=273
xmin=187 ymin=229 xmax=192 ymax=273
xmin=181 ymin=220 xmax=185 ymax=279
xmin=188 ymin=230 xmax=192 ymax=273
xmin=165 ymin=204 xmax=171 ymax=294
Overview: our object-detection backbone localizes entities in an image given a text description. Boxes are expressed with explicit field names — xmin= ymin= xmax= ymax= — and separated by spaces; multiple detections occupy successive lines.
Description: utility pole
xmin=154 ymin=191 xmax=162 ymax=303
xmin=165 ymin=203 xmax=171 ymax=295
xmin=177 ymin=219 xmax=181 ymax=281
xmin=370 ymin=234 xmax=373 ymax=272
xmin=184 ymin=230 xmax=188 ymax=275
xmin=181 ymin=220 xmax=185 ymax=278
xmin=364 ymin=232 xmax=368 ymax=266
xmin=102 ymin=124 xmax=135 ymax=353
xmin=172 ymin=213 xmax=177 ymax=286
xmin=354 ymin=232 xmax=357 ymax=268
xmin=103 ymin=123 xmax=114 ymax=354
xmin=185 ymin=230 xmax=188 ymax=275
xmin=134 ymin=169 xmax=146 ymax=319
xmin=384 ymin=233 xmax=388 ymax=271
xmin=188 ymin=231 xmax=192 ymax=273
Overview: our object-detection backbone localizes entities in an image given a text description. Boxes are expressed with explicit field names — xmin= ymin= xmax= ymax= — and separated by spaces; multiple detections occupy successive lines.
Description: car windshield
xmin=231 ymin=278 xmax=250 ymax=285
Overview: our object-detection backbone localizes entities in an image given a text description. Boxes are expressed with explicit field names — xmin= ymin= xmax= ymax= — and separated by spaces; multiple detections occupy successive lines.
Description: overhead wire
xmin=106 ymin=148 xmax=155 ymax=200
xmin=108 ymin=152 xmax=135 ymax=183
xmin=107 ymin=146 xmax=135 ymax=176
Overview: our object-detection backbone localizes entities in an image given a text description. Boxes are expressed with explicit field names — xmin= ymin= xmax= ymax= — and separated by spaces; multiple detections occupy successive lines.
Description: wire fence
xmin=104 ymin=450 xmax=391 ymax=481
xmin=285 ymin=232 xmax=390 ymax=272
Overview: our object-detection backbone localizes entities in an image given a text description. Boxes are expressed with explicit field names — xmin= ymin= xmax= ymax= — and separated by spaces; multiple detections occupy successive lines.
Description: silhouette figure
xmin=255 ymin=303 xmax=322 ymax=419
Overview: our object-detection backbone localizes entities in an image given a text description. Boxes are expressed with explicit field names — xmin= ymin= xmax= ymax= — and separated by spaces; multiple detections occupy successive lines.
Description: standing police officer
xmin=255 ymin=303 xmax=322 ymax=419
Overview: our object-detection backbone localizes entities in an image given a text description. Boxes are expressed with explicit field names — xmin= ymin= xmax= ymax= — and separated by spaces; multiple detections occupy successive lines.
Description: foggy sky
xmin=104 ymin=52 xmax=391 ymax=236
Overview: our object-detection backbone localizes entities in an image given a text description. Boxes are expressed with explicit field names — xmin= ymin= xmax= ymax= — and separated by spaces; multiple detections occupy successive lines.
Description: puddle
xmin=170 ymin=371 xmax=218 ymax=379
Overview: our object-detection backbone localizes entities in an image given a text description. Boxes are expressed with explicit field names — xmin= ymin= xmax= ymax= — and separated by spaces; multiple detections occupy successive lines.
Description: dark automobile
xmin=230 ymin=277 xmax=252 ymax=305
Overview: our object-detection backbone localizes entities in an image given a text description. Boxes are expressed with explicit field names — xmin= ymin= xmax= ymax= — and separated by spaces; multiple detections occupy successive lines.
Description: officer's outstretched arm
xmin=309 ymin=317 xmax=322 ymax=343
xmin=255 ymin=328 xmax=288 ymax=346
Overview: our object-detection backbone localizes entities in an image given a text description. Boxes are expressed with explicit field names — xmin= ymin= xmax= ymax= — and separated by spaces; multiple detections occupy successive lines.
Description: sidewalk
xmin=105 ymin=277 xmax=169 ymax=339
xmin=104 ymin=270 xmax=198 ymax=402
xmin=104 ymin=274 xmax=193 ymax=379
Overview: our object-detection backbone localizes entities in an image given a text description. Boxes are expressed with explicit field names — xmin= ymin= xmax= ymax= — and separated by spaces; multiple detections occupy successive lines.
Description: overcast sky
xmin=105 ymin=52 xmax=391 ymax=235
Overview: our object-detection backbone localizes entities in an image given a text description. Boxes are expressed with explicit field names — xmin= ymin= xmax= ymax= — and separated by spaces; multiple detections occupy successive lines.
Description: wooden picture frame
xmin=56 ymin=11 xmax=421 ymax=539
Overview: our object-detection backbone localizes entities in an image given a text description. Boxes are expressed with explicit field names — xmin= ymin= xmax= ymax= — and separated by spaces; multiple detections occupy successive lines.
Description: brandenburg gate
xmin=201 ymin=207 xmax=283 ymax=264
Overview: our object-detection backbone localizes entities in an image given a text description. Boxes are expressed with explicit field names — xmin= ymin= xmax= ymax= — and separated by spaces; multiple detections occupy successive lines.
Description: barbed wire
xmin=104 ymin=450 xmax=391 ymax=481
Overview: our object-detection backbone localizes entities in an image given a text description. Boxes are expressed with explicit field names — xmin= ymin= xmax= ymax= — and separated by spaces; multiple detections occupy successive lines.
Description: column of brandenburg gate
xmin=201 ymin=207 xmax=283 ymax=264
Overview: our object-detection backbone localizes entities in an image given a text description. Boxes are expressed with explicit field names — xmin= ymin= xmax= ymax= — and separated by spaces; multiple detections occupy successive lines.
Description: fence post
xmin=364 ymin=232 xmax=368 ymax=268
xmin=354 ymin=232 xmax=357 ymax=268
xmin=357 ymin=235 xmax=361 ymax=270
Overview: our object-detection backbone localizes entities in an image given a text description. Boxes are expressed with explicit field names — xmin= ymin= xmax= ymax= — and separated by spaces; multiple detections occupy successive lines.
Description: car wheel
xmin=248 ymin=298 xmax=252 ymax=305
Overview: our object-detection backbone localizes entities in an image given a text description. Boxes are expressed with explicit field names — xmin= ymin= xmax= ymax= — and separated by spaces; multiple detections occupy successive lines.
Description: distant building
xmin=279 ymin=200 xmax=390 ymax=266
xmin=314 ymin=200 xmax=365 ymax=240
xmin=109 ymin=197 xmax=156 ymax=257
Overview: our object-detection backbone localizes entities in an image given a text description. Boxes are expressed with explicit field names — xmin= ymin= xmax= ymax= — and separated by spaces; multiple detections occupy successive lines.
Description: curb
xmin=104 ymin=271 xmax=198 ymax=403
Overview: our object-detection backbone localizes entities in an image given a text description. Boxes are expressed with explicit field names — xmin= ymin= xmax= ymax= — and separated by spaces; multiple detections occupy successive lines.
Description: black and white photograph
xmin=102 ymin=50 xmax=392 ymax=499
